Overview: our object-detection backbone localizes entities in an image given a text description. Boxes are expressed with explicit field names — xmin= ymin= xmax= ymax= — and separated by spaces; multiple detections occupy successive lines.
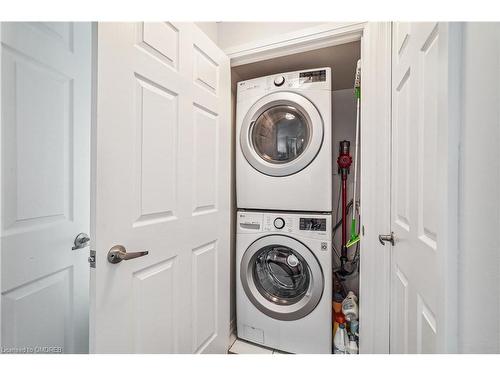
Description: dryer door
xmin=240 ymin=235 xmax=324 ymax=321
xmin=240 ymin=92 xmax=324 ymax=177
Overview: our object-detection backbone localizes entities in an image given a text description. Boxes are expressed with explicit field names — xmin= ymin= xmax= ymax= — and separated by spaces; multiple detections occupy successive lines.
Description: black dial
xmin=274 ymin=76 xmax=285 ymax=87
xmin=273 ymin=217 xmax=285 ymax=229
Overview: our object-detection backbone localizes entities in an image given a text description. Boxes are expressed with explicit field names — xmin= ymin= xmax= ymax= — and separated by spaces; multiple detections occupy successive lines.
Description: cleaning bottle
xmin=342 ymin=291 xmax=359 ymax=322
xmin=350 ymin=319 xmax=359 ymax=338
xmin=347 ymin=334 xmax=359 ymax=354
xmin=332 ymin=293 xmax=344 ymax=337
xmin=335 ymin=313 xmax=346 ymax=338
xmin=333 ymin=323 xmax=348 ymax=354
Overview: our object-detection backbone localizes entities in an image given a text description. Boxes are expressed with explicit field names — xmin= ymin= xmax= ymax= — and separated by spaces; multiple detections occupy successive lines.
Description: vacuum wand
xmin=337 ymin=140 xmax=352 ymax=273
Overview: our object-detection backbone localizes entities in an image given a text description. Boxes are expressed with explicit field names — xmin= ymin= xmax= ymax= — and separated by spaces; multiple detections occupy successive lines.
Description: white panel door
xmin=358 ymin=22 xmax=392 ymax=354
xmin=1 ymin=22 xmax=91 ymax=353
xmin=91 ymin=23 xmax=230 ymax=353
xmin=390 ymin=22 xmax=457 ymax=354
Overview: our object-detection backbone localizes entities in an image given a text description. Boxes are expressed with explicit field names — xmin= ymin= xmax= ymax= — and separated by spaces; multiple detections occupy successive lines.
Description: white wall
xmin=332 ymin=89 xmax=359 ymax=295
xmin=217 ymin=22 xmax=323 ymax=51
xmin=195 ymin=22 xmax=219 ymax=44
xmin=458 ymin=22 xmax=500 ymax=353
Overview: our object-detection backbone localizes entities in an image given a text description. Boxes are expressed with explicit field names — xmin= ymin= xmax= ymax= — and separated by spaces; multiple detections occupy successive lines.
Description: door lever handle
xmin=107 ymin=245 xmax=149 ymax=264
xmin=72 ymin=233 xmax=90 ymax=250
xmin=378 ymin=232 xmax=395 ymax=246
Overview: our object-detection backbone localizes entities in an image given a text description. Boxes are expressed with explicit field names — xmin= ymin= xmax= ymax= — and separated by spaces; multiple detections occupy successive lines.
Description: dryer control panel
xmin=237 ymin=67 xmax=332 ymax=98
xmin=237 ymin=210 xmax=331 ymax=239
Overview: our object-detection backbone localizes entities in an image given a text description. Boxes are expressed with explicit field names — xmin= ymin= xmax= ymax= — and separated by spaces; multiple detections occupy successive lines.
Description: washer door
xmin=240 ymin=235 xmax=324 ymax=321
xmin=240 ymin=92 xmax=324 ymax=177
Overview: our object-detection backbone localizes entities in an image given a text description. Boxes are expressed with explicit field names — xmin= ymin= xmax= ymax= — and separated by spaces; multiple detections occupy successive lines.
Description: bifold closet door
xmin=390 ymin=22 xmax=459 ymax=354
xmin=1 ymin=22 xmax=92 ymax=353
xmin=90 ymin=23 xmax=231 ymax=353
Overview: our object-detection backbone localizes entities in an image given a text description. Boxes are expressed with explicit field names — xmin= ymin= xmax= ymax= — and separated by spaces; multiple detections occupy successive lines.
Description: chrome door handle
xmin=378 ymin=232 xmax=395 ymax=246
xmin=107 ymin=245 xmax=149 ymax=264
xmin=72 ymin=233 xmax=90 ymax=250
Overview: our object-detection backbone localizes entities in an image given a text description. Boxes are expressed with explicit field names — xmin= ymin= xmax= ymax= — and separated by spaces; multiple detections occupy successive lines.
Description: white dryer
xmin=236 ymin=210 xmax=332 ymax=354
xmin=236 ymin=68 xmax=332 ymax=212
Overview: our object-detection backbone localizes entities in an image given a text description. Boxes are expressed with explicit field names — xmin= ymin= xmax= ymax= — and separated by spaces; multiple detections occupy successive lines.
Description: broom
xmin=346 ymin=59 xmax=361 ymax=248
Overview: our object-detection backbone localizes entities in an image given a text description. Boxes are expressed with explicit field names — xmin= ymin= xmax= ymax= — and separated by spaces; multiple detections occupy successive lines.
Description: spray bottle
xmin=333 ymin=321 xmax=348 ymax=354
xmin=342 ymin=291 xmax=359 ymax=322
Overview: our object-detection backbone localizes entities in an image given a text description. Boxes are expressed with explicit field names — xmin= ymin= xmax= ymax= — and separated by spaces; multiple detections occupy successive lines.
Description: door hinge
xmin=88 ymin=249 xmax=96 ymax=268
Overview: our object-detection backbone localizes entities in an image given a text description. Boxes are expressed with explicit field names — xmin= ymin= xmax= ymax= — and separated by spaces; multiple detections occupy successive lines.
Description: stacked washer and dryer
xmin=236 ymin=68 xmax=333 ymax=354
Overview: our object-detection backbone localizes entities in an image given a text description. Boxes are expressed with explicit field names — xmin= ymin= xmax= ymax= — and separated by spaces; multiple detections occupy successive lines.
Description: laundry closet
xmin=2 ymin=21 xmax=473 ymax=355
xmin=230 ymin=40 xmax=361 ymax=354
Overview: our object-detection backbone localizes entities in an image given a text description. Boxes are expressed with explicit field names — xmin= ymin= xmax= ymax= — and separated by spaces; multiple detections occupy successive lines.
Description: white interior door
xmin=359 ymin=22 xmax=392 ymax=354
xmin=390 ymin=22 xmax=457 ymax=353
xmin=91 ymin=22 xmax=230 ymax=354
xmin=1 ymin=22 xmax=91 ymax=353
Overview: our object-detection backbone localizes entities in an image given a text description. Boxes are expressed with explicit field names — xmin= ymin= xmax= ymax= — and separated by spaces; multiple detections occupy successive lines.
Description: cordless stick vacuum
xmin=337 ymin=141 xmax=352 ymax=275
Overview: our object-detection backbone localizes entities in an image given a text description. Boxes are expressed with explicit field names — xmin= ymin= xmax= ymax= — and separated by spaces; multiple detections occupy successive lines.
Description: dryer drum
xmin=251 ymin=105 xmax=310 ymax=164
xmin=240 ymin=92 xmax=324 ymax=177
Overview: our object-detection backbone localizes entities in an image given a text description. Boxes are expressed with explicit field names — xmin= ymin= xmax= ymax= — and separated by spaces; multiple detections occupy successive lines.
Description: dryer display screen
xmin=299 ymin=218 xmax=327 ymax=231
xmin=299 ymin=70 xmax=326 ymax=83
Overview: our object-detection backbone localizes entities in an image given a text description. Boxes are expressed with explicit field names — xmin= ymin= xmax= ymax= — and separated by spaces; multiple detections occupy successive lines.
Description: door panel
xmin=390 ymin=22 xmax=443 ymax=354
xmin=191 ymin=241 xmax=217 ymax=353
xmin=1 ymin=22 xmax=91 ymax=353
xmin=192 ymin=104 xmax=218 ymax=214
xmin=194 ymin=45 xmax=219 ymax=94
xmin=133 ymin=257 xmax=178 ymax=353
xmin=135 ymin=75 xmax=178 ymax=224
xmin=91 ymin=22 xmax=230 ymax=354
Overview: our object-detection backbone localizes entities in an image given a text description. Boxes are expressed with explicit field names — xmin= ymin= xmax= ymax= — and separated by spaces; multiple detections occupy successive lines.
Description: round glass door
xmin=240 ymin=235 xmax=324 ymax=321
xmin=251 ymin=105 xmax=310 ymax=164
xmin=253 ymin=244 xmax=310 ymax=305
xmin=240 ymin=92 xmax=324 ymax=177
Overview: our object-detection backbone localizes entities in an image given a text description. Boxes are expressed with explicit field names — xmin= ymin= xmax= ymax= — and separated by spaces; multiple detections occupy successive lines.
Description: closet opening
xmin=230 ymin=40 xmax=361 ymax=354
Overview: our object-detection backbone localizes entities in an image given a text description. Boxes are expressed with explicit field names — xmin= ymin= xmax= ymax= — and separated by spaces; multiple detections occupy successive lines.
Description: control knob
xmin=273 ymin=217 xmax=285 ymax=229
xmin=274 ymin=76 xmax=285 ymax=87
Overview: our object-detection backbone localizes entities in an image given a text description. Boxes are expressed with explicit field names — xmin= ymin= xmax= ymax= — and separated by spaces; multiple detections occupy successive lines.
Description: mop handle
xmin=352 ymin=97 xmax=360 ymax=221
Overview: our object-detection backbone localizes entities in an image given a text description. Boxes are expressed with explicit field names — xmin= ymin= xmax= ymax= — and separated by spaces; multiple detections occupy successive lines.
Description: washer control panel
xmin=237 ymin=211 xmax=331 ymax=239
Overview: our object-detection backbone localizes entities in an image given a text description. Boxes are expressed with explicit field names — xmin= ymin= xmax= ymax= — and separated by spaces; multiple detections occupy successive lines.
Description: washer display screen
xmin=299 ymin=218 xmax=327 ymax=231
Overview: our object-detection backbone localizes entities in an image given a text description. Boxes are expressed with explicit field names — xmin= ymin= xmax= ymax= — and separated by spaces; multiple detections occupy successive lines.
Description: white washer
xmin=236 ymin=210 xmax=332 ymax=354
xmin=236 ymin=68 xmax=332 ymax=212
